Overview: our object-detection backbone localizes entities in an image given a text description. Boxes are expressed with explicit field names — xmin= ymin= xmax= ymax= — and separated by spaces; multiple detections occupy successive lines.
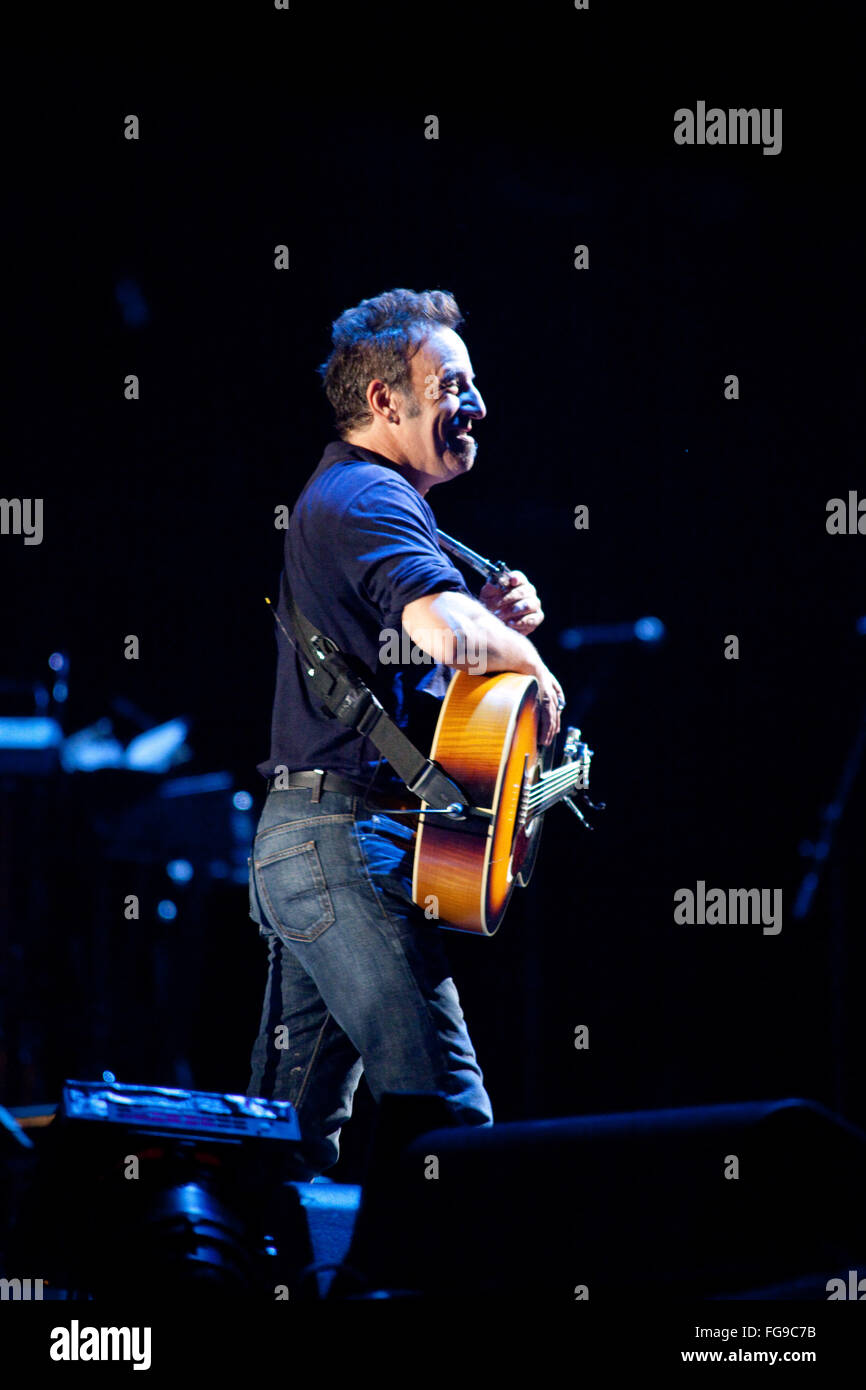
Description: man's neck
xmin=342 ymin=431 xmax=431 ymax=496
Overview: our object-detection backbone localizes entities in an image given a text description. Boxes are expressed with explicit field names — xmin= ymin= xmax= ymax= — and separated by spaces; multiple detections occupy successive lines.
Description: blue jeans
xmin=246 ymin=785 xmax=493 ymax=1178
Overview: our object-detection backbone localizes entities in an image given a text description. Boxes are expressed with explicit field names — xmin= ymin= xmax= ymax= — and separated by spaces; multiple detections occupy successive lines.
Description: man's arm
xmin=402 ymin=590 xmax=565 ymax=745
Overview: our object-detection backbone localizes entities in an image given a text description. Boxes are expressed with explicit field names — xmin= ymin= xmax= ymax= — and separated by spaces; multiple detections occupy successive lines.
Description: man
xmin=246 ymin=288 xmax=564 ymax=1178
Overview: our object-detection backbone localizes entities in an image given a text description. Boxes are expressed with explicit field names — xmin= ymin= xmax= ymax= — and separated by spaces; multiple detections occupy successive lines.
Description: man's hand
xmin=532 ymin=663 xmax=565 ymax=747
xmin=479 ymin=569 xmax=544 ymax=635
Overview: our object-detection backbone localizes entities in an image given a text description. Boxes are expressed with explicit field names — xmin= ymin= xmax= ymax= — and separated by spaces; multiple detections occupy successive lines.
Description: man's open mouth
xmin=446 ymin=424 xmax=473 ymax=447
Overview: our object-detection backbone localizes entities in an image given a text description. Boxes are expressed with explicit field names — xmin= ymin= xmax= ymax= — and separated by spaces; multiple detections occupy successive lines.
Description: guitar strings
xmin=527 ymin=762 xmax=588 ymax=812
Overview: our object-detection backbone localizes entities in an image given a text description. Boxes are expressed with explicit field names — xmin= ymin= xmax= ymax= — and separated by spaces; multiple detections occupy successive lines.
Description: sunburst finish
xmin=412 ymin=670 xmax=545 ymax=934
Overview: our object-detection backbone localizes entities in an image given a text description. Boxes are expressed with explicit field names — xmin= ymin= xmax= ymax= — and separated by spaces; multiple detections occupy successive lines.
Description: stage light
xmin=634 ymin=616 xmax=665 ymax=642
xmin=559 ymin=616 xmax=667 ymax=648
xmin=157 ymin=900 xmax=177 ymax=921
xmin=125 ymin=718 xmax=189 ymax=772
xmin=166 ymin=859 xmax=194 ymax=883
xmin=232 ymin=790 xmax=253 ymax=811
xmin=0 ymin=716 xmax=63 ymax=748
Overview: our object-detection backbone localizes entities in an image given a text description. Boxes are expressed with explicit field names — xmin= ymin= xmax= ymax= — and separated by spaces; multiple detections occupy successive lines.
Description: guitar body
xmin=411 ymin=670 xmax=550 ymax=935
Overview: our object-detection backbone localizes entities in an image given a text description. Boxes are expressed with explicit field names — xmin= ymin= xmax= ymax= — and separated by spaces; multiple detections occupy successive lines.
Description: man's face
xmin=395 ymin=327 xmax=487 ymax=488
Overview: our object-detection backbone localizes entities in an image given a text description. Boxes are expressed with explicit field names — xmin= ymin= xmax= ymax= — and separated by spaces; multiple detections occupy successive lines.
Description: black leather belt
xmin=266 ymin=768 xmax=418 ymax=812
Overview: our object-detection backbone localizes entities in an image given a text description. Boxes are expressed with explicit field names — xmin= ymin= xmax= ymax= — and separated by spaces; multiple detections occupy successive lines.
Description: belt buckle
xmin=310 ymin=768 xmax=325 ymax=803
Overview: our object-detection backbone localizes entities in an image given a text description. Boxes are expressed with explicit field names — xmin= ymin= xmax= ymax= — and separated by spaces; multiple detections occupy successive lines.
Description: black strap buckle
xmin=406 ymin=761 xmax=468 ymax=815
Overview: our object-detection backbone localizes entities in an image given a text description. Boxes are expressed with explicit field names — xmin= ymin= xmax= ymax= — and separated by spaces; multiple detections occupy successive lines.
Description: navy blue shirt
xmin=257 ymin=441 xmax=472 ymax=794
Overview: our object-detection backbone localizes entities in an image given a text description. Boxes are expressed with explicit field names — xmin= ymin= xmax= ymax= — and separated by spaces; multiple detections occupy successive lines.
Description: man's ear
xmin=366 ymin=377 xmax=394 ymax=422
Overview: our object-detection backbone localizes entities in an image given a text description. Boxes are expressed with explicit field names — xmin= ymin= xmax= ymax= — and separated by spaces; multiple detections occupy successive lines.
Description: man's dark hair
xmin=317 ymin=288 xmax=464 ymax=435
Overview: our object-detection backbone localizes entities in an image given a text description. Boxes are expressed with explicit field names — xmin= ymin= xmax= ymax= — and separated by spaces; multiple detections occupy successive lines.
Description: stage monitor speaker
xmin=344 ymin=1097 xmax=866 ymax=1299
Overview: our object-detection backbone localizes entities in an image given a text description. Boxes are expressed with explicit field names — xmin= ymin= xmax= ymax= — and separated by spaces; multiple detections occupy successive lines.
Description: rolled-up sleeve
xmin=338 ymin=479 xmax=470 ymax=624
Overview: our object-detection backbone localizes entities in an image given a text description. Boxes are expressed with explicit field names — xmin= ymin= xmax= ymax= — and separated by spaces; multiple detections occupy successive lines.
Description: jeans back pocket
xmin=253 ymin=836 xmax=335 ymax=943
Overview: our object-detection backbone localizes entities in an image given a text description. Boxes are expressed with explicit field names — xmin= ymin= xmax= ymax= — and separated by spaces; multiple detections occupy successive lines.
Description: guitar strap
xmin=280 ymin=567 xmax=470 ymax=813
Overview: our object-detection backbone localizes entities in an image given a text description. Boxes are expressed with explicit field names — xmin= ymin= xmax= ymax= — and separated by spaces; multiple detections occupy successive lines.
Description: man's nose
xmin=464 ymin=386 xmax=486 ymax=419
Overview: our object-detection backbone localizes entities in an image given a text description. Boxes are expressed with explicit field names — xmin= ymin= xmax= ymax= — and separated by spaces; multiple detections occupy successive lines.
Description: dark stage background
xmin=2 ymin=44 xmax=863 ymax=1182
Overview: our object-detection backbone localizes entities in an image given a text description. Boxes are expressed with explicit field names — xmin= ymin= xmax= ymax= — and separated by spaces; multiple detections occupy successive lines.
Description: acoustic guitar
xmin=411 ymin=669 xmax=599 ymax=935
